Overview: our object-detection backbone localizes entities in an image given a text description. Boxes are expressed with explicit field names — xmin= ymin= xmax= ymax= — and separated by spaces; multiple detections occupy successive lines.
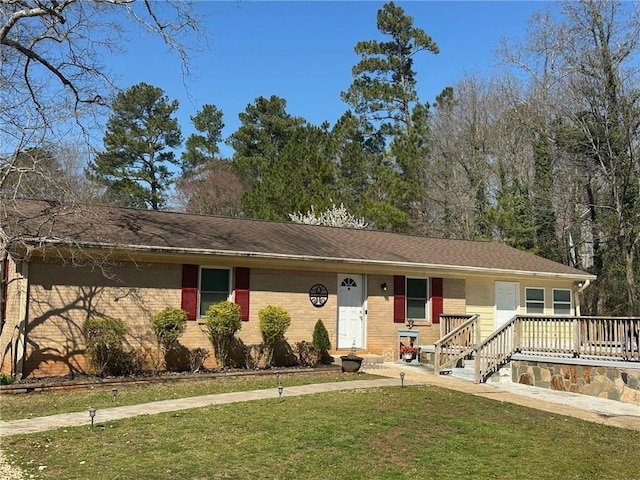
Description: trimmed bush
xmin=152 ymin=307 xmax=188 ymax=355
xmin=82 ymin=316 xmax=127 ymax=376
xmin=312 ymin=319 xmax=331 ymax=352
xmin=203 ymin=301 xmax=242 ymax=369
xmin=258 ymin=305 xmax=291 ymax=367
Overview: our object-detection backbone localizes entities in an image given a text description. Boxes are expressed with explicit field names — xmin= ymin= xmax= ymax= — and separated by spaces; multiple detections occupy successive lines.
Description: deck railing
xmin=439 ymin=314 xmax=476 ymax=338
xmin=434 ymin=314 xmax=480 ymax=374
xmin=473 ymin=315 xmax=639 ymax=383
xmin=576 ymin=316 xmax=640 ymax=360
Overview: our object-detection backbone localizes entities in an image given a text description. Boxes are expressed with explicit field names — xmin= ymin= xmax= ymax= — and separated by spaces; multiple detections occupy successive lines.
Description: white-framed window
xmin=199 ymin=267 xmax=231 ymax=316
xmin=552 ymin=289 xmax=572 ymax=316
xmin=525 ymin=287 xmax=545 ymax=314
xmin=406 ymin=277 xmax=429 ymax=321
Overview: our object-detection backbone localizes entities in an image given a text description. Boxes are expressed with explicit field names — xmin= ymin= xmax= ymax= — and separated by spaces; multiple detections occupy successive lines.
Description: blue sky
xmin=109 ymin=1 xmax=550 ymax=157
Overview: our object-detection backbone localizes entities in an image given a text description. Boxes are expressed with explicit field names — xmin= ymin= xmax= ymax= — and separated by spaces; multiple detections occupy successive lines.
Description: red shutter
xmin=181 ymin=264 xmax=199 ymax=320
xmin=235 ymin=267 xmax=250 ymax=321
xmin=431 ymin=277 xmax=443 ymax=324
xmin=393 ymin=275 xmax=405 ymax=323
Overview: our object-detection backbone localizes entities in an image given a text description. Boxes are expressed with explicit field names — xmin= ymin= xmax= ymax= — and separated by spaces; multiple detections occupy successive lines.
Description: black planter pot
xmin=340 ymin=355 xmax=363 ymax=373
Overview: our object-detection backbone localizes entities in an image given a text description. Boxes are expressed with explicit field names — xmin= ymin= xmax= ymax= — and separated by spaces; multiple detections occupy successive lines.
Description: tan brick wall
xmin=364 ymin=276 xmax=466 ymax=361
xmin=15 ymin=257 xmax=472 ymax=376
xmin=23 ymin=259 xmax=182 ymax=377
xmin=234 ymin=269 xmax=338 ymax=348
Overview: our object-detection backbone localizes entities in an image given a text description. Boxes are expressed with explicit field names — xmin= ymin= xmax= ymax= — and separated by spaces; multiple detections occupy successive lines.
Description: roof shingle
xmin=2 ymin=199 xmax=594 ymax=279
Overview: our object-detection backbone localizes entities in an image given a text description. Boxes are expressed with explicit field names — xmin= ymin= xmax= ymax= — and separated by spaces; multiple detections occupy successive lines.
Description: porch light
xmin=88 ymin=407 xmax=97 ymax=428
xmin=400 ymin=372 xmax=405 ymax=387
xmin=112 ymin=387 xmax=118 ymax=402
xmin=381 ymin=282 xmax=388 ymax=292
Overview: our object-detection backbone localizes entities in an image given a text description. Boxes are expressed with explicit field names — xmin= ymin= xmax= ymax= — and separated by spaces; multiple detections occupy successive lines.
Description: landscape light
xmin=112 ymin=387 xmax=118 ymax=402
xmin=400 ymin=372 xmax=405 ymax=388
xmin=88 ymin=407 xmax=97 ymax=428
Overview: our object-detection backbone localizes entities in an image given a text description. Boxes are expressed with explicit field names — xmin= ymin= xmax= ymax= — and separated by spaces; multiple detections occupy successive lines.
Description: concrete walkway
xmin=1 ymin=363 xmax=639 ymax=437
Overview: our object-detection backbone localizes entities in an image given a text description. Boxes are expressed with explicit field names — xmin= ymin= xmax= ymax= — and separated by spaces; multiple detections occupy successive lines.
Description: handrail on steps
xmin=434 ymin=314 xmax=480 ymax=375
xmin=436 ymin=315 xmax=640 ymax=384
xmin=474 ymin=315 xmax=520 ymax=383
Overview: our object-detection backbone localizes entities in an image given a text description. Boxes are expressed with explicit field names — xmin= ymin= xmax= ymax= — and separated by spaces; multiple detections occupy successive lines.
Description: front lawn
xmin=3 ymin=385 xmax=638 ymax=479
xmin=0 ymin=370 xmax=367 ymax=421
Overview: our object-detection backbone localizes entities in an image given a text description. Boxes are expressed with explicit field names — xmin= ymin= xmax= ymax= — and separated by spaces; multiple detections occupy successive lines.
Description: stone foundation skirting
xmin=511 ymin=355 xmax=640 ymax=406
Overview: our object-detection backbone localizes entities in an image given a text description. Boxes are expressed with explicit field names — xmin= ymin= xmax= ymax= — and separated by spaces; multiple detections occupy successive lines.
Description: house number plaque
xmin=309 ymin=284 xmax=328 ymax=308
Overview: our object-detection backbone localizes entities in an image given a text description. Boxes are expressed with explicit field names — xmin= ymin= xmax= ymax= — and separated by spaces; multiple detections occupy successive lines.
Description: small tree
xmin=290 ymin=203 xmax=369 ymax=229
xmin=203 ymin=301 xmax=242 ymax=369
xmin=312 ymin=319 xmax=332 ymax=356
xmin=258 ymin=305 xmax=291 ymax=367
xmin=82 ymin=316 xmax=127 ymax=376
xmin=152 ymin=307 xmax=188 ymax=371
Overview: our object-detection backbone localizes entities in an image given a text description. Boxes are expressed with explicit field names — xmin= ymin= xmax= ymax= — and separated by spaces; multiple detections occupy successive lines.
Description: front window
xmin=406 ymin=278 xmax=429 ymax=321
xmin=525 ymin=288 xmax=545 ymax=314
xmin=200 ymin=268 xmax=230 ymax=316
xmin=553 ymin=289 xmax=572 ymax=316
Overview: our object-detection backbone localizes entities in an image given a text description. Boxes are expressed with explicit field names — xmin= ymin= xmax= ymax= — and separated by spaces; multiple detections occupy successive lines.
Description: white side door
xmin=337 ymin=274 xmax=365 ymax=349
xmin=495 ymin=281 xmax=520 ymax=329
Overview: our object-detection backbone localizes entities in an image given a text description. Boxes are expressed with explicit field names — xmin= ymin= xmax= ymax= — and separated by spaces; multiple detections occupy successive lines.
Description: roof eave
xmin=22 ymin=238 xmax=595 ymax=282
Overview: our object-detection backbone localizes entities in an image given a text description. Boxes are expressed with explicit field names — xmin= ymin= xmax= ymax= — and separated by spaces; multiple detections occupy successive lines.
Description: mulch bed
xmin=0 ymin=363 xmax=342 ymax=395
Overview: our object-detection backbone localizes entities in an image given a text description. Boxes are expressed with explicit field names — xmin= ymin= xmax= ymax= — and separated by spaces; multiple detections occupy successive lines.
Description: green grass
xmin=0 ymin=371 xmax=372 ymax=421
xmin=2 ymin=384 xmax=639 ymax=480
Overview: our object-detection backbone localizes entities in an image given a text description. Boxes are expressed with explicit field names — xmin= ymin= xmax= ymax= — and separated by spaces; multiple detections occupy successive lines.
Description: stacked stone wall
xmin=512 ymin=359 xmax=640 ymax=406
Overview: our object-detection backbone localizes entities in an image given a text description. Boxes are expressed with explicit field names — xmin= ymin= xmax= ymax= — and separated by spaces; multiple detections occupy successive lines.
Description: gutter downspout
xmin=574 ymin=279 xmax=591 ymax=317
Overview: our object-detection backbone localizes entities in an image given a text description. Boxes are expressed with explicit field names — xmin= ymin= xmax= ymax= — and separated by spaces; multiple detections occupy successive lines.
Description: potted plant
xmin=400 ymin=344 xmax=419 ymax=362
xmin=340 ymin=343 xmax=363 ymax=373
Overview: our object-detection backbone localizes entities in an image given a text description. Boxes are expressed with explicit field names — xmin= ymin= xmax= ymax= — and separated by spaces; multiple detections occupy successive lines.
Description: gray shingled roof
xmin=2 ymin=199 xmax=594 ymax=279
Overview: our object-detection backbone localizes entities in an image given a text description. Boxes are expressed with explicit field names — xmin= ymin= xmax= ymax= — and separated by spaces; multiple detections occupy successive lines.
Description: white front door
xmin=337 ymin=274 xmax=365 ymax=349
xmin=495 ymin=281 xmax=520 ymax=329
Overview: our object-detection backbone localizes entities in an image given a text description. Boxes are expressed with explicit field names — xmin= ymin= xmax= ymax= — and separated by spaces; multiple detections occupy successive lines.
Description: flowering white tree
xmin=289 ymin=203 xmax=369 ymax=229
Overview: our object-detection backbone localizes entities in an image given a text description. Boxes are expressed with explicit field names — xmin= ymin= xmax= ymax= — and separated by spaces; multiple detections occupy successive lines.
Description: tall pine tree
xmin=341 ymin=1 xmax=439 ymax=136
xmin=87 ymin=82 xmax=182 ymax=210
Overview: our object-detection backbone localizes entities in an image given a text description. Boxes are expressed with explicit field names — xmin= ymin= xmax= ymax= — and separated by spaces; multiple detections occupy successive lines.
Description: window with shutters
xmin=406 ymin=277 xmax=429 ymax=321
xmin=199 ymin=268 xmax=231 ymax=316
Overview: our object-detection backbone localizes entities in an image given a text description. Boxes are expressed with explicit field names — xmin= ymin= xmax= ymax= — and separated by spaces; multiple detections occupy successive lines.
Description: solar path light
xmin=88 ymin=407 xmax=97 ymax=428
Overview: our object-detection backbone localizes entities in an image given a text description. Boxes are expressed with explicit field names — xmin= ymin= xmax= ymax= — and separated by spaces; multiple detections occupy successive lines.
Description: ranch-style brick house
xmin=1 ymin=199 xmax=597 ymax=379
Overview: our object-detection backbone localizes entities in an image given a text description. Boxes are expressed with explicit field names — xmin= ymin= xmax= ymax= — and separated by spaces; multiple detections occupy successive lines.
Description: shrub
xmin=296 ymin=340 xmax=321 ymax=367
xmin=312 ymin=319 xmax=331 ymax=353
xmin=152 ymin=307 xmax=188 ymax=362
xmin=0 ymin=373 xmax=16 ymax=385
xmin=82 ymin=316 xmax=127 ymax=376
xmin=258 ymin=305 xmax=291 ymax=367
xmin=189 ymin=347 xmax=210 ymax=373
xmin=114 ymin=348 xmax=146 ymax=376
xmin=203 ymin=301 xmax=242 ymax=369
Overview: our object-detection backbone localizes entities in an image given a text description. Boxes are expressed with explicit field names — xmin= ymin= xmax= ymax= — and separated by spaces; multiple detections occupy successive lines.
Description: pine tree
xmin=341 ymin=1 xmax=439 ymax=136
xmin=181 ymin=104 xmax=224 ymax=176
xmin=87 ymin=83 xmax=182 ymax=210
